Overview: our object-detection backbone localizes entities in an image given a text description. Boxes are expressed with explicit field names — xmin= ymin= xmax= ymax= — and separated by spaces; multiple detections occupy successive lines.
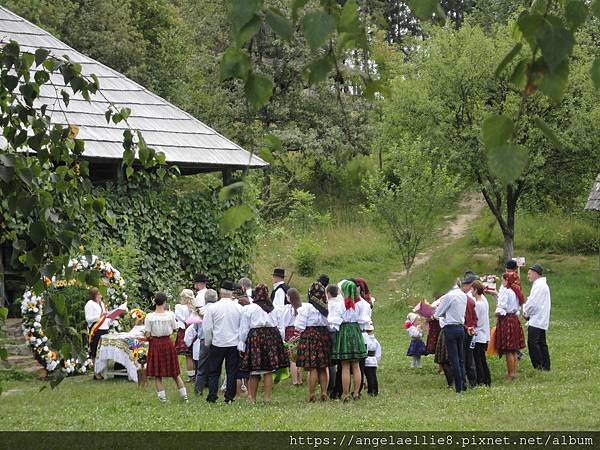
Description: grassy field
xmin=1 ymin=217 xmax=600 ymax=431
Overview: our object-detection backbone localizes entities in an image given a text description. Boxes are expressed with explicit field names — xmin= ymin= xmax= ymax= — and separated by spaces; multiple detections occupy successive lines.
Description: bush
xmin=287 ymin=189 xmax=331 ymax=232
xmin=292 ymin=239 xmax=321 ymax=277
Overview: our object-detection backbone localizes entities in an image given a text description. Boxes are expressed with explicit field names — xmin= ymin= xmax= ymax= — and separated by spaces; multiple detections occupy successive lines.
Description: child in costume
xmin=363 ymin=321 xmax=381 ymax=396
xmin=406 ymin=312 xmax=426 ymax=368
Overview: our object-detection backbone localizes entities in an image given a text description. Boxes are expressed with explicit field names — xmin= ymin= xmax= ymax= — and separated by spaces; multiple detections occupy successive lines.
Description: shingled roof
xmin=585 ymin=174 xmax=600 ymax=211
xmin=0 ymin=6 xmax=267 ymax=173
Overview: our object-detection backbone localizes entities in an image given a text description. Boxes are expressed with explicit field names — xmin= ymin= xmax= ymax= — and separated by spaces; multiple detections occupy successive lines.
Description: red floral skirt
xmin=495 ymin=314 xmax=525 ymax=354
xmin=426 ymin=319 xmax=441 ymax=355
xmin=296 ymin=326 xmax=331 ymax=369
xmin=174 ymin=328 xmax=191 ymax=356
xmin=240 ymin=327 xmax=289 ymax=372
xmin=146 ymin=336 xmax=180 ymax=378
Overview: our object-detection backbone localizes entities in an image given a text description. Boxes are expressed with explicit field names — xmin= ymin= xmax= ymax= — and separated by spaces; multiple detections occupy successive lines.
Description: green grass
xmin=1 ymin=220 xmax=599 ymax=431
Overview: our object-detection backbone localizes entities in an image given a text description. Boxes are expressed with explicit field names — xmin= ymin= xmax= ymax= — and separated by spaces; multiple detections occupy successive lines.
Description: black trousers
xmin=473 ymin=342 xmax=491 ymax=386
xmin=463 ymin=332 xmax=477 ymax=388
xmin=206 ymin=345 xmax=239 ymax=403
xmin=444 ymin=325 xmax=465 ymax=393
xmin=89 ymin=328 xmax=108 ymax=359
xmin=528 ymin=326 xmax=551 ymax=370
xmin=364 ymin=366 xmax=378 ymax=396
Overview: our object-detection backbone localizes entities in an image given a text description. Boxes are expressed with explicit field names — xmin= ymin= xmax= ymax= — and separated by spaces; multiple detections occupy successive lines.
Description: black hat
xmin=317 ymin=274 xmax=330 ymax=286
xmin=505 ymin=260 xmax=518 ymax=270
xmin=462 ymin=274 xmax=478 ymax=285
xmin=528 ymin=264 xmax=544 ymax=275
xmin=194 ymin=273 xmax=207 ymax=283
xmin=272 ymin=268 xmax=285 ymax=278
xmin=220 ymin=280 xmax=235 ymax=291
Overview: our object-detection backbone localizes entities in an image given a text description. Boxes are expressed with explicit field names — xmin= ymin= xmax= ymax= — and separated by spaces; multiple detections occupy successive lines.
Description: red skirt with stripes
xmin=495 ymin=314 xmax=525 ymax=355
xmin=146 ymin=336 xmax=180 ymax=378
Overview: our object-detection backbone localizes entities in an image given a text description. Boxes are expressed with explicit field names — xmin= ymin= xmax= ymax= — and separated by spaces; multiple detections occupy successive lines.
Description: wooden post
xmin=222 ymin=168 xmax=232 ymax=186
xmin=0 ymin=244 xmax=7 ymax=308
xmin=116 ymin=161 xmax=124 ymax=184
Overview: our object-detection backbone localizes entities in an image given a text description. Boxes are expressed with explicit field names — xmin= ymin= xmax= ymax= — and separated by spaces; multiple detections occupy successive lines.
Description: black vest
xmin=270 ymin=283 xmax=289 ymax=304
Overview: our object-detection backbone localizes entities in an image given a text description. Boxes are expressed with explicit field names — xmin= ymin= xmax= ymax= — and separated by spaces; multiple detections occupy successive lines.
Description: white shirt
xmin=272 ymin=281 xmax=286 ymax=310
xmin=473 ymin=295 xmax=490 ymax=343
xmin=144 ymin=311 xmax=177 ymax=337
xmin=408 ymin=325 xmax=422 ymax=339
xmin=84 ymin=300 xmax=110 ymax=330
xmin=294 ymin=304 xmax=329 ymax=331
xmin=245 ymin=288 xmax=254 ymax=301
xmin=496 ymin=286 xmax=520 ymax=315
xmin=194 ymin=288 xmax=207 ymax=308
xmin=523 ymin=277 xmax=551 ymax=330
xmin=280 ymin=304 xmax=299 ymax=329
xmin=364 ymin=334 xmax=381 ymax=367
xmin=328 ymin=299 xmax=371 ymax=331
xmin=431 ymin=298 xmax=445 ymax=328
xmin=203 ymin=297 xmax=242 ymax=348
xmin=184 ymin=322 xmax=203 ymax=360
xmin=434 ymin=287 xmax=467 ymax=326
xmin=174 ymin=304 xmax=192 ymax=329
xmin=238 ymin=303 xmax=282 ymax=352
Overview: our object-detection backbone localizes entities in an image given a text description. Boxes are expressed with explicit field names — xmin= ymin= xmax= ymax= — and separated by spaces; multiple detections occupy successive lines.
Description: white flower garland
xmin=21 ymin=255 xmax=127 ymax=375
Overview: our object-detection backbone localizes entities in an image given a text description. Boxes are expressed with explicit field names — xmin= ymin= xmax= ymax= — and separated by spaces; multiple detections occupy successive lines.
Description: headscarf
xmin=308 ymin=282 xmax=328 ymax=317
xmin=355 ymin=277 xmax=373 ymax=307
xmin=253 ymin=283 xmax=274 ymax=313
xmin=503 ymin=272 xmax=524 ymax=305
xmin=340 ymin=279 xmax=360 ymax=310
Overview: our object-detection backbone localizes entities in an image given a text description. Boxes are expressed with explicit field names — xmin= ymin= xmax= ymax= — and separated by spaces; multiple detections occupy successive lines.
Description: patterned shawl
xmin=308 ymin=282 xmax=328 ymax=317
xmin=503 ymin=272 xmax=524 ymax=305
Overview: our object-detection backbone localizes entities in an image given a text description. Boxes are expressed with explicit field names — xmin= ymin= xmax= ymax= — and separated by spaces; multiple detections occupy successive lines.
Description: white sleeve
xmin=357 ymin=301 xmax=371 ymax=328
xmin=273 ymin=288 xmax=286 ymax=309
xmin=202 ymin=307 xmax=213 ymax=347
xmin=294 ymin=306 xmax=308 ymax=332
xmin=523 ymin=284 xmax=539 ymax=317
xmin=496 ymin=289 xmax=508 ymax=315
xmin=143 ymin=314 xmax=152 ymax=335
xmin=85 ymin=302 xmax=100 ymax=324
xmin=174 ymin=304 xmax=188 ymax=324
xmin=408 ymin=326 xmax=421 ymax=338
xmin=238 ymin=309 xmax=251 ymax=352
xmin=170 ymin=312 xmax=177 ymax=332
xmin=375 ymin=340 xmax=382 ymax=363
xmin=277 ymin=309 xmax=286 ymax=339
xmin=184 ymin=325 xmax=196 ymax=347
xmin=328 ymin=302 xmax=343 ymax=331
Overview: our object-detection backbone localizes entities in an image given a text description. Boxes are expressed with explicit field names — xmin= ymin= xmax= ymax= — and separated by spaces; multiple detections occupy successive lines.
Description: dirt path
xmin=387 ymin=192 xmax=486 ymax=282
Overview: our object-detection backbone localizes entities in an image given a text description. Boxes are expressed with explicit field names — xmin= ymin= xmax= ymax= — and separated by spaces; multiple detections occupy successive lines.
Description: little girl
xmin=145 ymin=292 xmax=188 ymax=403
xmin=406 ymin=312 xmax=426 ymax=368
xmin=174 ymin=289 xmax=196 ymax=382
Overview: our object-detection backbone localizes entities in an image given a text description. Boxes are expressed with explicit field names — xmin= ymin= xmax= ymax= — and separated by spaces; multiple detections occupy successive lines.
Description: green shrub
xmin=287 ymin=189 xmax=331 ymax=232
xmin=292 ymin=239 xmax=321 ymax=277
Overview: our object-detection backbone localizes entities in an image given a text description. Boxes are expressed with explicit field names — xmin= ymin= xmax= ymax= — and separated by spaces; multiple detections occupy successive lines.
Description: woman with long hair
xmin=281 ymin=287 xmax=303 ymax=386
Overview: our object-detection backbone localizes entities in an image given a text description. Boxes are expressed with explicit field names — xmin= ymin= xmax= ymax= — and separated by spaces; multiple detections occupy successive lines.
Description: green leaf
xmin=34 ymin=48 xmax=50 ymax=66
xmin=30 ymin=221 xmax=46 ymax=244
xmin=91 ymin=198 xmax=106 ymax=214
xmin=228 ymin=0 xmax=262 ymax=34
xmin=21 ymin=52 xmax=34 ymax=70
xmin=0 ymin=307 xmax=8 ymax=321
xmin=2 ymin=74 xmax=18 ymax=91
xmin=538 ymin=59 xmax=569 ymax=103
xmin=538 ymin=22 xmax=574 ymax=72
xmin=302 ymin=10 xmax=335 ymax=50
xmin=220 ymin=204 xmax=254 ymax=233
xmin=236 ymin=14 xmax=262 ymax=47
xmin=364 ymin=79 xmax=389 ymax=100
xmin=533 ymin=117 xmax=563 ymax=149
xmin=220 ymin=48 xmax=251 ymax=81
xmin=258 ymin=147 xmax=275 ymax=164
xmin=125 ymin=166 xmax=134 ymax=178
xmin=266 ymin=8 xmax=293 ymax=41
xmin=0 ymin=166 xmax=14 ymax=183
xmin=482 ymin=115 xmax=514 ymax=149
xmin=565 ymin=0 xmax=588 ymax=30
xmin=0 ymin=348 xmax=7 ymax=361
xmin=292 ymin=0 xmax=310 ymax=23
xmin=509 ymin=58 xmax=528 ymax=89
xmin=591 ymin=0 xmax=600 ymax=19
xmin=495 ymin=43 xmax=522 ymax=78
xmin=219 ymin=181 xmax=245 ymax=201
xmin=339 ymin=0 xmax=360 ymax=33
xmin=591 ymin=57 xmax=600 ymax=90
xmin=264 ymin=134 xmax=283 ymax=151
xmin=51 ymin=294 xmax=67 ymax=317
xmin=244 ymin=72 xmax=273 ymax=108
xmin=407 ymin=0 xmax=438 ymax=20
xmin=85 ymin=269 xmax=101 ymax=287
xmin=517 ymin=13 xmax=544 ymax=48
xmin=487 ymin=144 xmax=529 ymax=185
xmin=304 ymin=55 xmax=334 ymax=85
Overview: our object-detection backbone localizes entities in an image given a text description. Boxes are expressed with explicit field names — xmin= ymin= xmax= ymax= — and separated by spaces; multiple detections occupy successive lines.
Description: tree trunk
xmin=0 ymin=248 xmax=6 ymax=307
xmin=503 ymin=232 xmax=514 ymax=263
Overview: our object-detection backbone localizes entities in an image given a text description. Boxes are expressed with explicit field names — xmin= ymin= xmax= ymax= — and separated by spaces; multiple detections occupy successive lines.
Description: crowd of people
xmin=85 ymin=259 xmax=552 ymax=403
xmin=142 ymin=270 xmax=381 ymax=404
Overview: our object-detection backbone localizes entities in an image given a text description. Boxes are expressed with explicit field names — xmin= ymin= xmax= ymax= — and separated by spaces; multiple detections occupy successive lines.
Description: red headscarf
xmin=503 ymin=272 xmax=524 ymax=305
xmin=355 ymin=277 xmax=373 ymax=307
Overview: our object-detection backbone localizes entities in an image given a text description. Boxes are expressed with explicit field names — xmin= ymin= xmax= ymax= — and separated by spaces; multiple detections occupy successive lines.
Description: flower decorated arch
xmin=21 ymin=255 xmax=127 ymax=375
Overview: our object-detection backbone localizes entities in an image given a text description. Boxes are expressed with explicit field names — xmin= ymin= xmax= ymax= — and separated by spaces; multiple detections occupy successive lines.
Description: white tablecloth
xmin=95 ymin=332 xmax=147 ymax=382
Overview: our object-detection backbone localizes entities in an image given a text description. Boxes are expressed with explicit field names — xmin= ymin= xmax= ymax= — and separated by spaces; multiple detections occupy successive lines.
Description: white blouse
xmin=473 ymin=296 xmax=490 ymax=343
xmin=364 ymin=334 xmax=381 ymax=367
xmin=294 ymin=304 xmax=329 ymax=331
xmin=144 ymin=311 xmax=177 ymax=337
xmin=408 ymin=325 xmax=422 ymax=339
xmin=496 ymin=286 xmax=520 ymax=316
xmin=84 ymin=300 xmax=109 ymax=330
xmin=174 ymin=304 xmax=192 ymax=329
xmin=328 ymin=299 xmax=371 ymax=331
xmin=238 ymin=303 xmax=282 ymax=352
xmin=280 ymin=303 xmax=299 ymax=329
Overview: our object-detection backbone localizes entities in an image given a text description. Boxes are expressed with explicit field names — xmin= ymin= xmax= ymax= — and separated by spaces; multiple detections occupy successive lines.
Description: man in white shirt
xmin=194 ymin=289 xmax=218 ymax=396
xmin=193 ymin=273 xmax=208 ymax=308
xmin=271 ymin=268 xmax=289 ymax=309
xmin=524 ymin=264 xmax=551 ymax=371
xmin=203 ymin=281 xmax=242 ymax=403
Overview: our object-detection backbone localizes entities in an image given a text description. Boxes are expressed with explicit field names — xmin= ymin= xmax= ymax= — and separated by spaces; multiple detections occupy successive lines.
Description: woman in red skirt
xmin=145 ymin=292 xmax=188 ymax=403
xmin=489 ymin=272 xmax=525 ymax=380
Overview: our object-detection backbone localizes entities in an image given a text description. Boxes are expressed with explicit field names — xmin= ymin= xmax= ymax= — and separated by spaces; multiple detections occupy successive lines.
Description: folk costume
xmin=425 ymin=317 xmax=441 ymax=355
xmin=463 ymin=292 xmax=479 ymax=388
xmin=271 ymin=268 xmax=289 ymax=310
xmin=238 ymin=284 xmax=289 ymax=375
xmin=85 ymin=299 xmax=110 ymax=362
xmin=495 ymin=273 xmax=526 ymax=356
xmin=473 ymin=293 xmax=491 ymax=386
xmin=295 ymin=282 xmax=332 ymax=370
xmin=523 ymin=265 xmax=551 ymax=371
xmin=281 ymin=302 xmax=300 ymax=343
xmin=363 ymin=322 xmax=381 ymax=396
xmin=329 ymin=280 xmax=369 ymax=361
xmin=144 ymin=311 xmax=180 ymax=378
xmin=406 ymin=313 xmax=426 ymax=368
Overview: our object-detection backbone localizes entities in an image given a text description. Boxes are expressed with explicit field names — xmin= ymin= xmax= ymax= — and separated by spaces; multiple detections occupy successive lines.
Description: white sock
xmin=157 ymin=390 xmax=166 ymax=402
xmin=416 ymin=357 xmax=422 ymax=368
xmin=179 ymin=387 xmax=188 ymax=399
xmin=187 ymin=370 xmax=195 ymax=378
